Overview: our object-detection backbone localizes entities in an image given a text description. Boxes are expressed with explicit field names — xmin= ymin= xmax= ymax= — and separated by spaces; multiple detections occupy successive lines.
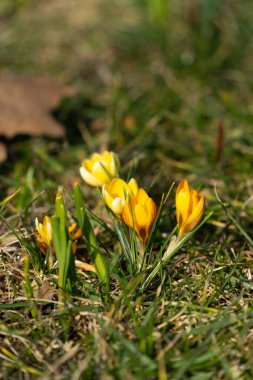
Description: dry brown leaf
xmin=75 ymin=260 xmax=96 ymax=272
xmin=0 ymin=75 xmax=76 ymax=139
xmin=37 ymin=279 xmax=56 ymax=301
xmin=0 ymin=142 xmax=7 ymax=162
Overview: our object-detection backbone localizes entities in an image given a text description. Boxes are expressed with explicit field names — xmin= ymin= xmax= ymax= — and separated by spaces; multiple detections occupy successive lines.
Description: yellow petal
xmin=128 ymin=178 xmax=138 ymax=196
xmin=122 ymin=199 xmax=135 ymax=229
xmin=111 ymin=197 xmax=125 ymax=215
xmin=134 ymin=204 xmax=148 ymax=228
xmin=110 ymin=178 xmax=128 ymax=198
xmin=82 ymin=159 xmax=93 ymax=172
xmin=44 ymin=217 xmax=52 ymax=245
xmin=102 ymin=185 xmax=114 ymax=210
xmin=80 ymin=166 xmax=103 ymax=187
xmin=35 ymin=216 xmax=52 ymax=246
xmin=176 ymin=179 xmax=189 ymax=195
xmin=35 ymin=217 xmax=42 ymax=236
xmin=176 ymin=179 xmax=190 ymax=225
xmin=136 ymin=188 xmax=149 ymax=206
xmin=189 ymin=189 xmax=200 ymax=212
xmin=92 ymin=161 xmax=111 ymax=184
xmin=102 ymin=151 xmax=112 ymax=163
xmin=146 ymin=198 xmax=157 ymax=230
xmin=184 ymin=195 xmax=205 ymax=233
xmin=68 ymin=224 xmax=76 ymax=234
xmin=91 ymin=153 xmax=103 ymax=163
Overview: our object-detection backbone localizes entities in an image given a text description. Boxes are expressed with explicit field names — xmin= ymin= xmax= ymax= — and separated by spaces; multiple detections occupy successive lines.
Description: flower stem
xmin=137 ymin=239 xmax=146 ymax=270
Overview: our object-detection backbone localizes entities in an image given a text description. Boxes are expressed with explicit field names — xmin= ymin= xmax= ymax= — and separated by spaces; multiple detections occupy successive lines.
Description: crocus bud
xmin=122 ymin=188 xmax=157 ymax=243
xmin=80 ymin=151 xmax=119 ymax=187
xmin=176 ymin=179 xmax=205 ymax=237
xmin=102 ymin=178 xmax=138 ymax=216
xmin=35 ymin=215 xmax=52 ymax=247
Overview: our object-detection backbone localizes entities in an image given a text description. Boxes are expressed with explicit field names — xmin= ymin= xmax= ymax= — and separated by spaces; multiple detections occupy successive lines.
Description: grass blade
xmin=74 ymin=183 xmax=109 ymax=287
xmin=142 ymin=211 xmax=213 ymax=290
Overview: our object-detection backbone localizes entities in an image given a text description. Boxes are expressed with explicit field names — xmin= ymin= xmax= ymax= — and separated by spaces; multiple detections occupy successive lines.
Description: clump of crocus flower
xmin=102 ymin=178 xmax=138 ymax=216
xmin=122 ymin=188 xmax=158 ymax=244
xmin=35 ymin=215 xmax=53 ymax=254
xmin=176 ymin=179 xmax=205 ymax=238
xmin=36 ymin=213 xmax=96 ymax=272
xmin=80 ymin=151 xmax=119 ymax=187
xmin=35 ymin=216 xmax=83 ymax=261
xmin=35 ymin=215 xmax=54 ymax=268
xmin=77 ymin=150 xmax=209 ymax=283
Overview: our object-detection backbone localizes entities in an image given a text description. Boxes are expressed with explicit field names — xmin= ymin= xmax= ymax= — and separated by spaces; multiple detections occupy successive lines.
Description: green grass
xmin=1 ymin=0 xmax=253 ymax=379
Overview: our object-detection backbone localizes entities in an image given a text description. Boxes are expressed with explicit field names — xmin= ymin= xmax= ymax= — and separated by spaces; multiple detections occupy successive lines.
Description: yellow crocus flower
xmin=122 ymin=188 xmax=157 ymax=243
xmin=176 ymin=179 xmax=205 ymax=237
xmin=80 ymin=151 xmax=119 ymax=187
xmin=35 ymin=215 xmax=53 ymax=248
xmin=102 ymin=178 xmax=138 ymax=216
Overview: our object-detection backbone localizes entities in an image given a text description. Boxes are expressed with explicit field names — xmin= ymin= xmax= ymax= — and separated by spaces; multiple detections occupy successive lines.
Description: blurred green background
xmin=1 ymin=0 xmax=253 ymax=198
